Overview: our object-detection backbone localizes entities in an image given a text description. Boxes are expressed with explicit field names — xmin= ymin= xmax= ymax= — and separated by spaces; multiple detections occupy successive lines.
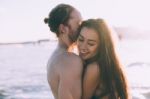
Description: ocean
xmin=0 ymin=40 xmax=150 ymax=99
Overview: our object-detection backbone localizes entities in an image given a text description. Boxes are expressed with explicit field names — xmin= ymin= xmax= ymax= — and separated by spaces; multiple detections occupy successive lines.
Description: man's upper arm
xmin=58 ymin=55 xmax=83 ymax=99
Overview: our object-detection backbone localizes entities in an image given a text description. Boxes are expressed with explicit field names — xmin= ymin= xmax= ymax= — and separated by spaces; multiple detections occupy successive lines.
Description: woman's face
xmin=77 ymin=27 xmax=100 ymax=60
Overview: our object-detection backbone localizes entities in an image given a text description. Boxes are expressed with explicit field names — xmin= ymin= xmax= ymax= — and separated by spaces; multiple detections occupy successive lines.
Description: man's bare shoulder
xmin=48 ymin=52 xmax=83 ymax=70
xmin=62 ymin=52 xmax=81 ymax=60
xmin=60 ymin=52 xmax=83 ymax=69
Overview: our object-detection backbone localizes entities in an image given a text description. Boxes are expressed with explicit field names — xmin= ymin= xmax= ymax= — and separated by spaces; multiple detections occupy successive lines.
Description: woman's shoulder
xmin=86 ymin=62 xmax=99 ymax=70
xmin=85 ymin=62 xmax=100 ymax=77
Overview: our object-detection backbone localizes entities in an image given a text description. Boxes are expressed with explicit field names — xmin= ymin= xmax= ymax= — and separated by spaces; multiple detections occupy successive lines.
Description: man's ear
xmin=59 ymin=24 xmax=69 ymax=34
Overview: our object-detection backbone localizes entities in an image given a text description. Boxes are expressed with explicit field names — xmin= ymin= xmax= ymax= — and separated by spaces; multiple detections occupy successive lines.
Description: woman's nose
xmin=80 ymin=43 xmax=87 ymax=52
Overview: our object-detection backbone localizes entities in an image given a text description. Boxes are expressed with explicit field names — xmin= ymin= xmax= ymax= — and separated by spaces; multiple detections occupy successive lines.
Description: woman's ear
xmin=59 ymin=24 xmax=69 ymax=34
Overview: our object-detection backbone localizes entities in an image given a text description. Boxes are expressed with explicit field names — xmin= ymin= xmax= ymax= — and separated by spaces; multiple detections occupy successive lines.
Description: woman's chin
xmin=80 ymin=56 xmax=86 ymax=60
xmin=81 ymin=56 xmax=89 ymax=61
xmin=79 ymin=54 xmax=91 ymax=61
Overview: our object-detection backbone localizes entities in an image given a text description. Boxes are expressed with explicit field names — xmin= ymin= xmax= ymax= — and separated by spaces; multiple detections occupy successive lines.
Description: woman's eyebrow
xmin=79 ymin=34 xmax=97 ymax=42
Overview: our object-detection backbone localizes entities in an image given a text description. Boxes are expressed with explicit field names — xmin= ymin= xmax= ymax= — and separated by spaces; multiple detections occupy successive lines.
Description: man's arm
xmin=58 ymin=54 xmax=83 ymax=99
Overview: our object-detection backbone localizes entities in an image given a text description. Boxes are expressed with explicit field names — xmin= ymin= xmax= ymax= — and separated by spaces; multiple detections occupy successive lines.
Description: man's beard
xmin=68 ymin=31 xmax=79 ymax=43
xmin=68 ymin=27 xmax=80 ymax=43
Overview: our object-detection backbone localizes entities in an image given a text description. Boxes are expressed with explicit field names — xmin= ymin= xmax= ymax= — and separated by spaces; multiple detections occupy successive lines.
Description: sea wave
xmin=0 ymin=40 xmax=150 ymax=99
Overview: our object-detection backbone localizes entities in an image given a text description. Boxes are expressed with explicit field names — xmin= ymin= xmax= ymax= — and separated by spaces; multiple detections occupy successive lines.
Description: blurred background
xmin=0 ymin=0 xmax=150 ymax=98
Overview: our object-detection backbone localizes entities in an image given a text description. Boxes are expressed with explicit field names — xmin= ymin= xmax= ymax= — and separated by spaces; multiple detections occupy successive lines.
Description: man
xmin=44 ymin=4 xmax=83 ymax=99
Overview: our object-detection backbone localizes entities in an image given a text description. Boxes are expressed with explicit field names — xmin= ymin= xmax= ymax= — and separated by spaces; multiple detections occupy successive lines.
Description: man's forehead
xmin=70 ymin=10 xmax=81 ymax=19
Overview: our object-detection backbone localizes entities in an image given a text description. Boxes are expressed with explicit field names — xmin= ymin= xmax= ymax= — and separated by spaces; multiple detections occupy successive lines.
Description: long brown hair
xmin=78 ymin=19 xmax=129 ymax=99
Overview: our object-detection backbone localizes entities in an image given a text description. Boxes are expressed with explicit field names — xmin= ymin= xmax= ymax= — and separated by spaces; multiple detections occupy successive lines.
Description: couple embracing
xmin=44 ymin=4 xmax=129 ymax=99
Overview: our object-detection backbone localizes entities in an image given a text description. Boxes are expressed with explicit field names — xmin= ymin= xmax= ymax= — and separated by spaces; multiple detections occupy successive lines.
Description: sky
xmin=0 ymin=0 xmax=150 ymax=43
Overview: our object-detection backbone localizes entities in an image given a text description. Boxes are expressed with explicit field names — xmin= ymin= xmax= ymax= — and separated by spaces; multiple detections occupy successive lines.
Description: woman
xmin=77 ymin=19 xmax=129 ymax=99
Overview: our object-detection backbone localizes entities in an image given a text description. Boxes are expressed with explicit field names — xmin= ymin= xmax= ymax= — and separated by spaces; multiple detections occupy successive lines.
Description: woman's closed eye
xmin=88 ymin=43 xmax=95 ymax=46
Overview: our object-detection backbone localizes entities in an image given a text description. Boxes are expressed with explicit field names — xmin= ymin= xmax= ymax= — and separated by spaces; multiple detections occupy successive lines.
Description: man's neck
xmin=57 ymin=38 xmax=69 ymax=51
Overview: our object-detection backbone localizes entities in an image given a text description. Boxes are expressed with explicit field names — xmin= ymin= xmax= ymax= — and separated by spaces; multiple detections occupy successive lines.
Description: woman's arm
xmin=82 ymin=63 xmax=100 ymax=99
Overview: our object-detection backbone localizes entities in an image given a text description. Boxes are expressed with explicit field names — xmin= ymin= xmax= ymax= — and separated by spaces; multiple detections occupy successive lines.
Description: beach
xmin=0 ymin=40 xmax=150 ymax=99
